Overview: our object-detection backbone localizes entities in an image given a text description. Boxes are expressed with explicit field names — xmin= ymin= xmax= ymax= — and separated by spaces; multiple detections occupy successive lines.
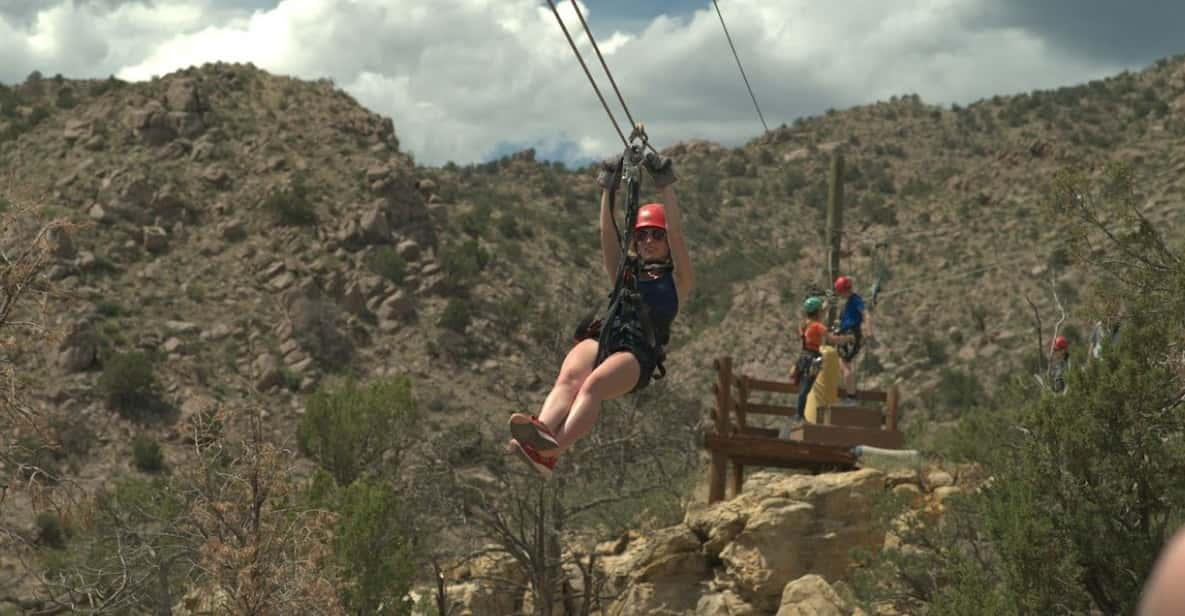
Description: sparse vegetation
xmin=98 ymin=351 xmax=165 ymax=420
xmin=4 ymin=58 xmax=1185 ymax=614
xmin=261 ymin=178 xmax=318 ymax=226
xmin=297 ymin=376 xmax=419 ymax=487
xmin=369 ymin=245 xmax=407 ymax=283
xmin=131 ymin=434 xmax=164 ymax=472
xmin=438 ymin=297 xmax=471 ymax=333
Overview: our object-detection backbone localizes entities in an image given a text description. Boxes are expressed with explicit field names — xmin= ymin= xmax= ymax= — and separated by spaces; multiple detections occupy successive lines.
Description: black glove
xmin=643 ymin=152 xmax=676 ymax=188
xmin=595 ymin=157 xmax=620 ymax=190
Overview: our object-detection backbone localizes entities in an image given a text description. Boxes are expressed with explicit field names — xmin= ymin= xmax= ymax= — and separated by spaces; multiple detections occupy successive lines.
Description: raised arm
xmin=599 ymin=188 xmax=623 ymax=285
xmin=657 ymin=184 xmax=694 ymax=305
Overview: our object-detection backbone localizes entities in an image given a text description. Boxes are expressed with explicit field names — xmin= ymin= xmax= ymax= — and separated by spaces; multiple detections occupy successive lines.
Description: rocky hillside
xmin=437 ymin=464 xmax=975 ymax=616
xmin=2 ymin=55 xmax=1185 ymax=607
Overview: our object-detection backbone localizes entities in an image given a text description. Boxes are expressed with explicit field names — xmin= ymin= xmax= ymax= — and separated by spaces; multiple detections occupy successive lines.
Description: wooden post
xmin=886 ymin=384 xmax=899 ymax=432
xmin=709 ymin=357 xmax=734 ymax=503
xmin=714 ymin=357 xmax=733 ymax=434
xmin=824 ymin=153 xmax=845 ymax=328
xmin=736 ymin=376 xmax=750 ymax=433
xmin=730 ymin=463 xmax=744 ymax=498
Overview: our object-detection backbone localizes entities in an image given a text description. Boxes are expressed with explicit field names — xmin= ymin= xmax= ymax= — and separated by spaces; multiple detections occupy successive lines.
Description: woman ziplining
xmin=506 ymin=130 xmax=694 ymax=479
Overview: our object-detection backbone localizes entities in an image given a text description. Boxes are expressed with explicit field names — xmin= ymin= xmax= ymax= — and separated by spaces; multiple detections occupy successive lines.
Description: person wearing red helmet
xmin=1049 ymin=335 xmax=1070 ymax=394
xmin=506 ymin=149 xmax=694 ymax=479
xmin=833 ymin=275 xmax=874 ymax=401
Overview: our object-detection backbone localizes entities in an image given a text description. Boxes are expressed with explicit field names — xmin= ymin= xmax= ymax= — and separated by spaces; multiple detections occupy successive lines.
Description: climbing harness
xmin=589 ymin=138 xmax=667 ymax=382
xmin=545 ymin=1 xmax=672 ymax=383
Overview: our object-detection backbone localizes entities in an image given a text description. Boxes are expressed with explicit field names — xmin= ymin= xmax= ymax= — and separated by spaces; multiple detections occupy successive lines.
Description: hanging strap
xmin=595 ymin=143 xmax=661 ymax=367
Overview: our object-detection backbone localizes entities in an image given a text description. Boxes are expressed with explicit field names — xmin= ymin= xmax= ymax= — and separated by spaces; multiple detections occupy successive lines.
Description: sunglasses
xmin=633 ymin=228 xmax=667 ymax=242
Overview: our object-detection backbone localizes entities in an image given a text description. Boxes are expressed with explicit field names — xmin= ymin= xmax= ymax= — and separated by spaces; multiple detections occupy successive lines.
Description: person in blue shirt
xmin=833 ymin=275 xmax=874 ymax=401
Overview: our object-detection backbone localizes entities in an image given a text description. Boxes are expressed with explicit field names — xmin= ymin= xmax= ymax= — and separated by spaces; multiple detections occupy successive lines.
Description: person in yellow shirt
xmin=781 ymin=296 xmax=854 ymax=437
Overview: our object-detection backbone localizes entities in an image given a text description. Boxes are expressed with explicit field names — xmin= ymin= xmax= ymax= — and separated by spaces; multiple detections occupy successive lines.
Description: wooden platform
xmin=789 ymin=422 xmax=904 ymax=449
xmin=704 ymin=356 xmax=906 ymax=503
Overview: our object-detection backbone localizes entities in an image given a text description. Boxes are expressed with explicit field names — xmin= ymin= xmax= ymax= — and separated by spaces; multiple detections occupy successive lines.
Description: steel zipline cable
xmin=542 ymin=2 xmax=1052 ymax=310
xmin=711 ymin=0 xmax=769 ymax=133
xmin=566 ymin=0 xmax=659 ymax=154
xmin=544 ymin=0 xmax=628 ymax=147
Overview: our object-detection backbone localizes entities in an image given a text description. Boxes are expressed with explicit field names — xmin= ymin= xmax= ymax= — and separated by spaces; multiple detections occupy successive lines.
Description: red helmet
xmin=635 ymin=203 xmax=667 ymax=230
xmin=1052 ymin=336 xmax=1069 ymax=351
xmin=834 ymin=276 xmax=852 ymax=294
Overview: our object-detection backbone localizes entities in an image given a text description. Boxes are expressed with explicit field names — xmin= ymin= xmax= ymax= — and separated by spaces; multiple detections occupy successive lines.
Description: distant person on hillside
xmin=833 ymin=275 xmax=874 ymax=401
xmin=505 ymin=147 xmax=694 ymax=479
xmin=1139 ymin=526 xmax=1185 ymax=615
xmin=1090 ymin=311 xmax=1123 ymax=361
xmin=781 ymin=296 xmax=855 ymax=438
xmin=1049 ymin=335 xmax=1070 ymax=394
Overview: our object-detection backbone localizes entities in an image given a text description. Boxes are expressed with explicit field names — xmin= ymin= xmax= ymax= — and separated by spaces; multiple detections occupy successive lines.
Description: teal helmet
xmin=803 ymin=296 xmax=823 ymax=316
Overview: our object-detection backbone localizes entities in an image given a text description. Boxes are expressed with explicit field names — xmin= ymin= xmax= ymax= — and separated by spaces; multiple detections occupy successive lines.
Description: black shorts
xmin=576 ymin=316 xmax=663 ymax=392
xmin=836 ymin=327 xmax=863 ymax=362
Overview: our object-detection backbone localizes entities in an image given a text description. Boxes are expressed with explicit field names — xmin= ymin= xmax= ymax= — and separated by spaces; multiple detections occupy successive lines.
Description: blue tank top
xmin=637 ymin=270 xmax=679 ymax=346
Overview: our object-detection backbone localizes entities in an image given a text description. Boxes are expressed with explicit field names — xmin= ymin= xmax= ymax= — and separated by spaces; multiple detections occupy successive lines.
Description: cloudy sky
xmin=2 ymin=0 xmax=1182 ymax=167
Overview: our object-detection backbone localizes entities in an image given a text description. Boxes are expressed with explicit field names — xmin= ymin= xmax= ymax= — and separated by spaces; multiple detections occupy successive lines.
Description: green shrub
xmin=721 ymin=155 xmax=747 ymax=176
xmin=439 ymin=239 xmax=489 ymax=281
xmin=368 ymin=246 xmax=407 ymax=284
xmin=497 ymin=214 xmax=523 ymax=239
xmin=924 ymin=368 xmax=985 ymax=414
xmin=28 ymin=105 xmax=50 ymax=126
xmin=862 ymin=314 xmax=1185 ymax=615
xmin=16 ymin=436 xmax=62 ymax=484
xmin=278 ymin=367 xmax=302 ymax=392
xmin=458 ymin=199 xmax=492 ymax=237
xmin=131 ymin=434 xmax=164 ymax=473
xmin=782 ymin=168 xmax=808 ymax=194
xmin=261 ymin=180 xmax=318 ymax=226
xmin=296 ymin=376 xmax=419 ymax=486
xmin=95 ymin=299 xmax=123 ymax=317
xmin=35 ymin=512 xmax=67 ymax=549
xmin=54 ymin=88 xmax=78 ymax=109
xmin=51 ymin=414 xmax=95 ymax=460
xmin=921 ymin=333 xmax=947 ymax=365
xmin=439 ymin=298 xmax=471 ymax=333
xmin=1047 ymin=245 xmax=1070 ymax=271
xmin=91 ymin=75 xmax=127 ymax=96
xmin=900 ymin=177 xmax=931 ymax=198
xmin=334 ymin=479 xmax=416 ymax=615
xmin=98 ymin=351 xmax=163 ymax=420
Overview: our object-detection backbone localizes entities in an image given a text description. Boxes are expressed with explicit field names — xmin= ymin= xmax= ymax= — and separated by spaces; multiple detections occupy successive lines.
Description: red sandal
xmin=508 ymin=413 xmax=560 ymax=453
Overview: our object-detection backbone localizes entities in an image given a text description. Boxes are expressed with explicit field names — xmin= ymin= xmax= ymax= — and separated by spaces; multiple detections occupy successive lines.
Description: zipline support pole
xmin=825 ymin=153 xmax=845 ymax=327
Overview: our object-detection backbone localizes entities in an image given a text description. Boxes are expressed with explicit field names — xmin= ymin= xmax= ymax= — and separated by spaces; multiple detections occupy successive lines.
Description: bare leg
xmin=841 ymin=359 xmax=856 ymax=397
xmin=535 ymin=339 xmax=599 ymax=433
xmin=545 ymin=351 xmax=641 ymax=457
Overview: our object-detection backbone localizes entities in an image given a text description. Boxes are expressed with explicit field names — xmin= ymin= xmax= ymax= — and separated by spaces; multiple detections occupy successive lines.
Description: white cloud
xmin=0 ymin=0 xmax=1143 ymax=166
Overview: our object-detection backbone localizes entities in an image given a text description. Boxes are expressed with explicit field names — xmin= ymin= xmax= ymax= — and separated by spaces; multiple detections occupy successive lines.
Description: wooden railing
xmin=704 ymin=356 xmax=904 ymax=503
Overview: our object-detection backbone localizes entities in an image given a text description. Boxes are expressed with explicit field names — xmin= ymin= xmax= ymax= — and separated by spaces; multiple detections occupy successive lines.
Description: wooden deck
xmin=705 ymin=356 xmax=905 ymax=503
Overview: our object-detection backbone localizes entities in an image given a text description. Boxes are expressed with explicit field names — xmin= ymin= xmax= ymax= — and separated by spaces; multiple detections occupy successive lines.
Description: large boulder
xmin=695 ymin=589 xmax=765 ymax=615
xmin=364 ymin=160 xmax=436 ymax=249
xmin=684 ymin=469 xmax=884 ymax=611
xmin=128 ymin=99 xmax=177 ymax=145
xmin=166 ymin=78 xmax=205 ymax=112
xmin=56 ymin=317 xmax=100 ymax=373
xmin=164 ymin=78 xmax=207 ymax=138
xmin=443 ymin=550 xmax=526 ymax=616
xmin=776 ymin=574 xmax=851 ymax=616
xmin=602 ymin=526 xmax=711 ymax=615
